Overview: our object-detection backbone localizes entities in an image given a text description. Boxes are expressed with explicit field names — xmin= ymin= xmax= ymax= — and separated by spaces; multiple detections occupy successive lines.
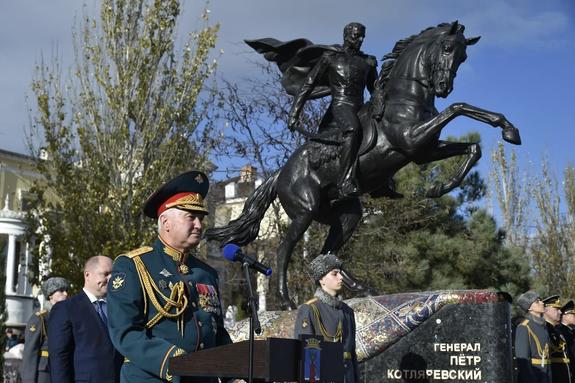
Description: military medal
xmin=196 ymin=283 xmax=220 ymax=314
xmin=178 ymin=264 xmax=189 ymax=274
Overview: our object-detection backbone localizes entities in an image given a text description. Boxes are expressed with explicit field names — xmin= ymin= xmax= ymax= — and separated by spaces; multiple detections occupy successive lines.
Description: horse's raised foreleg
xmin=414 ymin=141 xmax=481 ymax=198
xmin=408 ymin=102 xmax=521 ymax=149
xmin=277 ymin=213 xmax=315 ymax=310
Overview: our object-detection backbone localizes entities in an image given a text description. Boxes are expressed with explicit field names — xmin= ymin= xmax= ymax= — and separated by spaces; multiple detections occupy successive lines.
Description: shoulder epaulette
xmin=35 ymin=309 xmax=48 ymax=317
xmin=305 ymin=297 xmax=318 ymax=305
xmin=117 ymin=246 xmax=153 ymax=260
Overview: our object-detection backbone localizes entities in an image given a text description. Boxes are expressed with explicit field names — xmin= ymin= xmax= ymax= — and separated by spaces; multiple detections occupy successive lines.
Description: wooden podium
xmin=170 ymin=337 xmax=343 ymax=382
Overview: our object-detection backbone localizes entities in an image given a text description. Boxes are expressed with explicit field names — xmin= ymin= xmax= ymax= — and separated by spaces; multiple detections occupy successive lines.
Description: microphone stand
xmin=243 ymin=262 xmax=261 ymax=383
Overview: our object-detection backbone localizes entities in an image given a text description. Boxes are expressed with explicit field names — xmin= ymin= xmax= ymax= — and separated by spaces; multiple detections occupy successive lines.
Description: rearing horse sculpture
xmin=206 ymin=22 xmax=521 ymax=309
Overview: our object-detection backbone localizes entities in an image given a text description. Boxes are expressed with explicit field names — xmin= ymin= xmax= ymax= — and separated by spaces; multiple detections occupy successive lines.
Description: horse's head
xmin=428 ymin=21 xmax=480 ymax=98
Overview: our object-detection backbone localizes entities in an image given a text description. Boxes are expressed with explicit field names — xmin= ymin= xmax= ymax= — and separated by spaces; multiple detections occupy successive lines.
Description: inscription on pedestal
xmin=361 ymin=302 xmax=511 ymax=383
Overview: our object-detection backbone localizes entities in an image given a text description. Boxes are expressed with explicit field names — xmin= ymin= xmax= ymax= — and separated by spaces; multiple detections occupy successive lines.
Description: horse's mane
xmin=371 ymin=22 xmax=464 ymax=113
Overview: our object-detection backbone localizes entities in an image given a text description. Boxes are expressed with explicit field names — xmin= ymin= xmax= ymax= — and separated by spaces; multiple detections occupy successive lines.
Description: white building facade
xmin=0 ymin=149 xmax=41 ymax=328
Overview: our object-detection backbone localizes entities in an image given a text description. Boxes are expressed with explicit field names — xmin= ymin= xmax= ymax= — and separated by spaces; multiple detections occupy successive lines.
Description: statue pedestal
xmin=359 ymin=300 xmax=512 ymax=382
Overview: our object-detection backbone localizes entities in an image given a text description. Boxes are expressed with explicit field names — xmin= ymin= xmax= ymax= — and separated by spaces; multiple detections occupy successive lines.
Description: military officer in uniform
xmin=515 ymin=290 xmax=553 ymax=383
xmin=21 ymin=277 xmax=69 ymax=383
xmin=558 ymin=300 xmax=575 ymax=382
xmin=107 ymin=170 xmax=232 ymax=383
xmin=543 ymin=295 xmax=572 ymax=382
xmin=294 ymin=253 xmax=358 ymax=383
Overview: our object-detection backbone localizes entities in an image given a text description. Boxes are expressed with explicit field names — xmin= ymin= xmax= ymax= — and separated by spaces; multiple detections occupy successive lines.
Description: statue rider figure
xmin=288 ymin=22 xmax=378 ymax=199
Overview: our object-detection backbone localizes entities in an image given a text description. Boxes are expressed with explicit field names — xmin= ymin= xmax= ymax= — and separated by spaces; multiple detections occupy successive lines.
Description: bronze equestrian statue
xmin=206 ymin=21 xmax=521 ymax=309
xmin=288 ymin=22 xmax=378 ymax=199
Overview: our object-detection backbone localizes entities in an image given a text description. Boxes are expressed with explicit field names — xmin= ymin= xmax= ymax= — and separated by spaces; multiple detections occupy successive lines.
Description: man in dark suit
xmin=48 ymin=255 xmax=123 ymax=382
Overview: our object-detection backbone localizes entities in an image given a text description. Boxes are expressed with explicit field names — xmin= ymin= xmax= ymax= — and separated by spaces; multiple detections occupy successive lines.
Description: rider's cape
xmin=245 ymin=38 xmax=342 ymax=100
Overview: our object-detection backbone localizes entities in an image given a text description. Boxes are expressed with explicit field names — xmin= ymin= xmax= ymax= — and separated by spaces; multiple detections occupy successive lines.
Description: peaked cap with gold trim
xmin=144 ymin=170 xmax=209 ymax=219
xmin=561 ymin=300 xmax=575 ymax=315
xmin=542 ymin=294 xmax=561 ymax=308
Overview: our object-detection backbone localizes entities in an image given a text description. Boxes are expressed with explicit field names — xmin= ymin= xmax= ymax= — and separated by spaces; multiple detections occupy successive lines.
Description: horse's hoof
xmin=502 ymin=127 xmax=521 ymax=145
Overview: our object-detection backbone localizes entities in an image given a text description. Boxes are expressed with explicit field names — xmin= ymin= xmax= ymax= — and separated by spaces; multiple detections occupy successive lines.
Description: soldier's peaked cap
xmin=542 ymin=295 xmax=561 ymax=308
xmin=561 ymin=300 xmax=575 ymax=315
xmin=144 ymin=170 xmax=209 ymax=219
xmin=516 ymin=290 xmax=540 ymax=312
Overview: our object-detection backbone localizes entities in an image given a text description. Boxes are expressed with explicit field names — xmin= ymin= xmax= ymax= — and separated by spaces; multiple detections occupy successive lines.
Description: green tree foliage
xmin=490 ymin=145 xmax=575 ymax=297
xmin=26 ymin=0 xmax=220 ymax=290
xmin=530 ymin=162 xmax=575 ymax=296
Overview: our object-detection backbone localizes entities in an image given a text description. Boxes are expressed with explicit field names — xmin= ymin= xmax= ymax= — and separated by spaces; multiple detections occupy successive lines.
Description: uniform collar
xmin=527 ymin=312 xmax=546 ymax=325
xmin=314 ymin=287 xmax=342 ymax=309
xmin=158 ymin=235 xmax=189 ymax=263
xmin=157 ymin=236 xmax=194 ymax=274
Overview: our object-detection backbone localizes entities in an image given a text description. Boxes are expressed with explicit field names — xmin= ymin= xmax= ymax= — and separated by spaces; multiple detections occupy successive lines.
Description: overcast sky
xmin=1 ymin=0 xmax=574 ymax=183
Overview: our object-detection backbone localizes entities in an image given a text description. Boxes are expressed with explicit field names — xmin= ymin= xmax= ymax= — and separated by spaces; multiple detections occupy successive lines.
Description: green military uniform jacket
xmin=107 ymin=238 xmax=232 ymax=383
xmin=547 ymin=322 xmax=572 ymax=383
xmin=294 ymin=288 xmax=358 ymax=383
xmin=21 ymin=309 xmax=51 ymax=383
xmin=515 ymin=313 xmax=553 ymax=383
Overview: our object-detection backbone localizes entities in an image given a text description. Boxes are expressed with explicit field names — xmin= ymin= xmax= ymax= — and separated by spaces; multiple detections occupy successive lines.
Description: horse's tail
xmin=204 ymin=171 xmax=280 ymax=247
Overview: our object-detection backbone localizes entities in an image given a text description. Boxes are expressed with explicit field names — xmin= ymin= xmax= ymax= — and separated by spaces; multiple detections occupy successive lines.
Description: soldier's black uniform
xmin=515 ymin=313 xmax=553 ymax=383
xmin=21 ymin=310 xmax=50 ymax=383
xmin=558 ymin=323 xmax=575 ymax=382
xmin=548 ymin=321 xmax=572 ymax=383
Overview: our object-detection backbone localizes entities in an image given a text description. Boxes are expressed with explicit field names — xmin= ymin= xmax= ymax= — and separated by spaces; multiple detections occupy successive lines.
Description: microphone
xmin=222 ymin=244 xmax=272 ymax=277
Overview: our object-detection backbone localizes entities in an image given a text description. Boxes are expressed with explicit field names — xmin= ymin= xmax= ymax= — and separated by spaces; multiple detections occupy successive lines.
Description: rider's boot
xmin=337 ymin=131 xmax=360 ymax=199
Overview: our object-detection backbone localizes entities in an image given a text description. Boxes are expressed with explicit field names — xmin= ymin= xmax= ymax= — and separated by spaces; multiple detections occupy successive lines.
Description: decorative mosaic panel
xmin=226 ymin=290 xmax=502 ymax=362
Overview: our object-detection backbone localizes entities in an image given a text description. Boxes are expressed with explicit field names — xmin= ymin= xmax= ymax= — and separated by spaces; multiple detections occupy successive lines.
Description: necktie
xmin=95 ymin=300 xmax=108 ymax=328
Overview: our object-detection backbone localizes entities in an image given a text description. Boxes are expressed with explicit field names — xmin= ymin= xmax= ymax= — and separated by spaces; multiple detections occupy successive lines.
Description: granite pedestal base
xmin=359 ymin=301 xmax=512 ymax=383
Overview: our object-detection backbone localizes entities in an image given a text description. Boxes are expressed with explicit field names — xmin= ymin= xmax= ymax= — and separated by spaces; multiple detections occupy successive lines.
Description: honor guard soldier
xmin=294 ymin=253 xmax=358 ymax=383
xmin=543 ymin=295 xmax=572 ymax=383
xmin=558 ymin=300 xmax=575 ymax=382
xmin=21 ymin=277 xmax=69 ymax=383
xmin=107 ymin=171 xmax=232 ymax=383
xmin=515 ymin=290 xmax=553 ymax=383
